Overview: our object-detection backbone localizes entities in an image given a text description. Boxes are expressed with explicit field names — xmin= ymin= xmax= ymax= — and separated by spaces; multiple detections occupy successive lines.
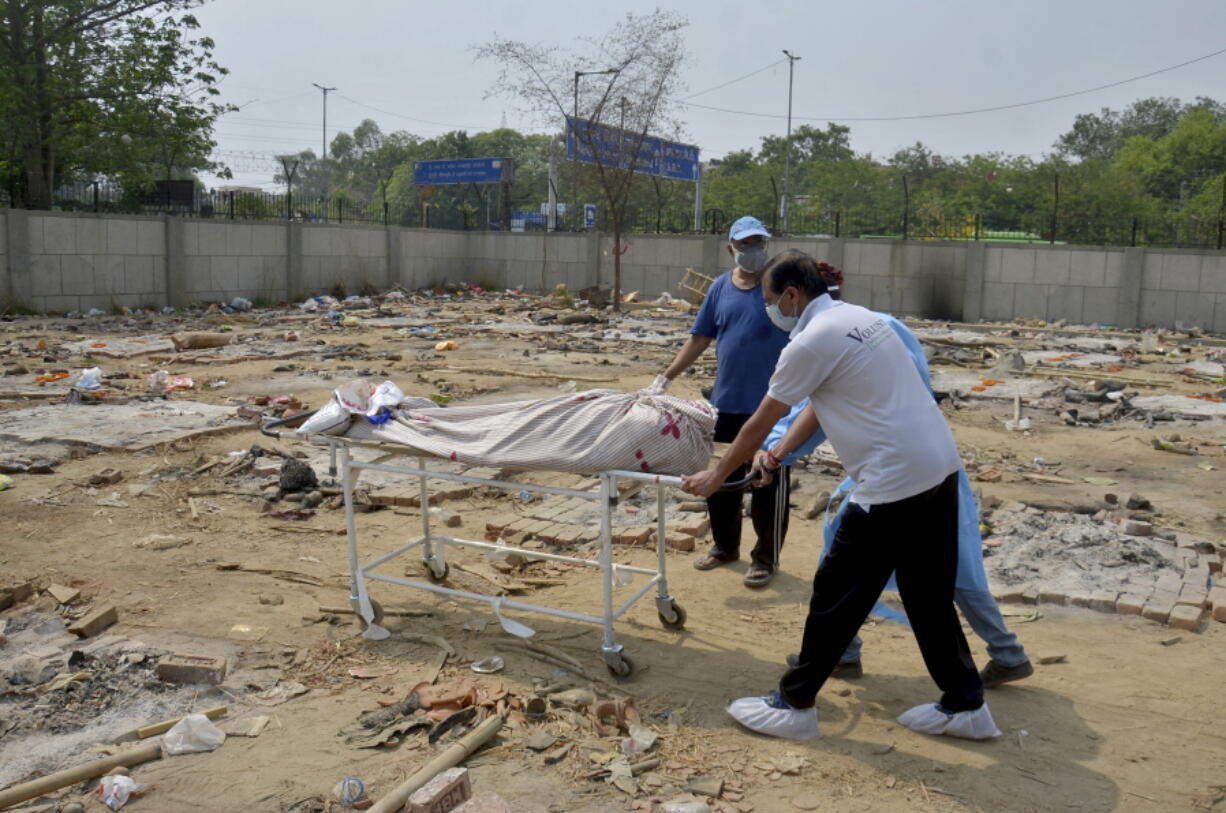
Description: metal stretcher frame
xmin=262 ymin=415 xmax=705 ymax=678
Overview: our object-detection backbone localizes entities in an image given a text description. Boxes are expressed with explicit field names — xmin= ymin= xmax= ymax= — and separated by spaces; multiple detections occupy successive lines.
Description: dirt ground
xmin=2 ymin=291 xmax=1225 ymax=813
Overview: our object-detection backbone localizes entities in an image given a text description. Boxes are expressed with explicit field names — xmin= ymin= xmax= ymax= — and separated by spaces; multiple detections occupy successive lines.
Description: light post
xmin=570 ymin=67 xmax=617 ymax=229
xmin=311 ymin=83 xmax=337 ymax=160
xmin=781 ymin=50 xmax=801 ymax=234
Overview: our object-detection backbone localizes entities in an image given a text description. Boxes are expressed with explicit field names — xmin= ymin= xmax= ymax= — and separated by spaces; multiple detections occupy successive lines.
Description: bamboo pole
xmin=0 ymin=741 xmax=162 ymax=809
xmin=367 ymin=715 xmax=503 ymax=813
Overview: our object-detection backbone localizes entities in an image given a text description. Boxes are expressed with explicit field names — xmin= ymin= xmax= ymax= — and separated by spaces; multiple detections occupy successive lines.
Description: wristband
xmin=764 ymin=449 xmax=782 ymax=469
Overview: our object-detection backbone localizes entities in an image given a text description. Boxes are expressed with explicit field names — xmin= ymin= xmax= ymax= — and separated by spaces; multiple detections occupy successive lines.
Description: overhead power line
xmin=683 ymin=58 xmax=787 ymax=101
xmin=679 ymin=45 xmax=1226 ymax=122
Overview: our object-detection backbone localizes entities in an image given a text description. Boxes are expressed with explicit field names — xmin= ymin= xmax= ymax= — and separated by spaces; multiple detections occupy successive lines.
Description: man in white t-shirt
xmin=681 ymin=250 xmax=1000 ymax=742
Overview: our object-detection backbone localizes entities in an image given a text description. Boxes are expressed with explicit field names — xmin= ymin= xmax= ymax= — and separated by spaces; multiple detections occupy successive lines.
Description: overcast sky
xmin=195 ymin=0 xmax=1226 ymax=188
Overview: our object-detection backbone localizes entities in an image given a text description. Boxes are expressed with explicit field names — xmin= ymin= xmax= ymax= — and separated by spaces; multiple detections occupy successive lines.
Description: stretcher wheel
xmin=657 ymin=600 xmax=687 ymax=631
xmin=424 ymin=559 xmax=449 ymax=583
xmin=357 ymin=599 xmax=384 ymax=630
xmin=606 ymin=652 xmax=635 ymax=679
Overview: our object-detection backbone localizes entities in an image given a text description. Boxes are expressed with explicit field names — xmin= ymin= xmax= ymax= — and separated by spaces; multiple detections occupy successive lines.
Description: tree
xmin=478 ymin=9 xmax=689 ymax=309
xmin=0 ymin=1 xmax=229 ymax=208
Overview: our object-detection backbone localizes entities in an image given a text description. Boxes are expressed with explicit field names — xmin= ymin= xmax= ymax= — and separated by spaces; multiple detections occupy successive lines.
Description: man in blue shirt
xmin=650 ymin=216 xmax=792 ymax=587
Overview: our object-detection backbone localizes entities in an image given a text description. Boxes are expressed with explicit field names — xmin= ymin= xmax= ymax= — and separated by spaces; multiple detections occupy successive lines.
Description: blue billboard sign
xmin=414 ymin=158 xmax=511 ymax=185
xmin=584 ymin=203 xmax=597 ymax=229
xmin=566 ymin=117 xmax=699 ymax=182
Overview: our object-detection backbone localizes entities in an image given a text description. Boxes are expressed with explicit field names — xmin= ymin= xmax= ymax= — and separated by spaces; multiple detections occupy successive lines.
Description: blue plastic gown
xmin=764 ymin=314 xmax=988 ymax=625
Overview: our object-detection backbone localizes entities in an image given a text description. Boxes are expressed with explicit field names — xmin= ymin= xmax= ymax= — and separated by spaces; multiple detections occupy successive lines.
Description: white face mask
xmin=765 ymin=292 xmax=799 ymax=332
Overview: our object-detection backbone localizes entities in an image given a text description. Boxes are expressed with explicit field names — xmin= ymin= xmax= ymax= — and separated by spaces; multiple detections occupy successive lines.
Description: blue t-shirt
xmin=691 ymin=272 xmax=791 ymax=414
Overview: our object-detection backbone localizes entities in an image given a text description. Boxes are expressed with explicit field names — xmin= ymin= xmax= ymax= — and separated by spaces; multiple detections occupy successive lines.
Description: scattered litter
xmin=97 ymin=774 xmax=144 ymax=810
xmin=470 ymin=656 xmax=505 ymax=674
xmin=162 ymin=713 xmax=226 ymax=755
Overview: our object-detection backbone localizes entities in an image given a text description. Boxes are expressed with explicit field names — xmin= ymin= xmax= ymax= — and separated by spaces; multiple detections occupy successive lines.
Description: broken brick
xmin=1167 ymin=604 xmax=1206 ymax=632
xmin=69 ymin=604 xmax=118 ymax=638
xmin=675 ymin=517 xmax=711 ymax=538
xmin=1176 ymin=584 xmax=1208 ymax=609
xmin=652 ymin=531 xmax=696 ymax=552
xmin=406 ymin=767 xmax=471 ymax=813
xmin=1141 ymin=598 xmax=1175 ymax=625
xmin=1115 ymin=594 xmax=1148 ymax=615
xmin=155 ymin=653 xmax=227 ymax=685
xmin=428 ymin=507 xmax=462 ymax=528
xmin=1119 ymin=519 xmax=1152 ymax=536
xmin=1089 ymin=590 xmax=1119 ymax=613
xmin=1039 ymin=590 xmax=1068 ymax=606
xmin=1069 ymin=592 xmax=1093 ymax=608
xmin=613 ymin=527 xmax=652 ymax=546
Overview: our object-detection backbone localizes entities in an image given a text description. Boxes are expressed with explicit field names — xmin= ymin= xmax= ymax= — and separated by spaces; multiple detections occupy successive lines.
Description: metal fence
xmin=4 ymin=181 xmax=1224 ymax=250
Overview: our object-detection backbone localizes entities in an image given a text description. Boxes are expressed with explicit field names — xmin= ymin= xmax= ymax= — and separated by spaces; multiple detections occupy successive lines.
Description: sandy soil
xmin=2 ymin=296 xmax=1225 ymax=813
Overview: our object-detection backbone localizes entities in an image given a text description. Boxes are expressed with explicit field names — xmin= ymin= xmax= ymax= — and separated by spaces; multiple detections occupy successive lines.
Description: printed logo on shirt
xmin=845 ymin=318 xmax=891 ymax=350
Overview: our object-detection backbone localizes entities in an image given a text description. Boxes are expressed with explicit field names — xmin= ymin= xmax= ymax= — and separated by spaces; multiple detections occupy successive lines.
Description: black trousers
xmin=779 ymin=471 xmax=983 ymax=712
xmin=705 ymin=412 xmax=790 ymax=568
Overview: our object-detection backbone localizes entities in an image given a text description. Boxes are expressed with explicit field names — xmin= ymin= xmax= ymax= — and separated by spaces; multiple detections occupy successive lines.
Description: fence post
xmin=228 ymin=191 xmax=234 ymax=220
xmin=1049 ymin=173 xmax=1059 ymax=244
xmin=974 ymin=213 xmax=981 ymax=241
xmin=901 ymin=175 xmax=909 ymax=241
xmin=1218 ymin=175 xmax=1226 ymax=250
xmin=834 ymin=211 xmax=841 ymax=238
xmin=338 ymin=197 xmax=343 ymax=225
xmin=92 ymin=182 xmax=99 ymax=213
xmin=383 ymin=201 xmax=389 ymax=226
xmin=1131 ymin=217 xmax=1138 ymax=247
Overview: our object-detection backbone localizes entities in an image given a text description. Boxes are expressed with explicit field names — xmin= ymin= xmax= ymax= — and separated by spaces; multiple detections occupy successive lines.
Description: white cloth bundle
xmin=336 ymin=387 xmax=715 ymax=476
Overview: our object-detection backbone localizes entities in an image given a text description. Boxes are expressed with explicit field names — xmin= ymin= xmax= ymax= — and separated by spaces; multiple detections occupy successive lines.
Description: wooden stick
xmin=367 ymin=715 xmax=503 ymax=813
xmin=318 ymin=605 xmax=432 ymax=618
xmin=114 ymin=705 xmax=228 ymax=743
xmin=0 ymin=740 xmax=163 ymax=808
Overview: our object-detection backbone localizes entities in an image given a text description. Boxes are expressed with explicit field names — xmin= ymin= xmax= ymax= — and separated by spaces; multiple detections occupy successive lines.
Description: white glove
xmin=645 ymin=374 xmax=671 ymax=395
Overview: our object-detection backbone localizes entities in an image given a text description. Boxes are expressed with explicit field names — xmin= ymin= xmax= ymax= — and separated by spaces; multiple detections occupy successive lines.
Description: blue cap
xmin=728 ymin=215 xmax=770 ymax=242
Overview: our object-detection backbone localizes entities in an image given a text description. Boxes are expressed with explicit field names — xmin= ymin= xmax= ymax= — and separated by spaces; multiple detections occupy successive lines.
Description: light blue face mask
xmin=765 ymin=298 xmax=799 ymax=332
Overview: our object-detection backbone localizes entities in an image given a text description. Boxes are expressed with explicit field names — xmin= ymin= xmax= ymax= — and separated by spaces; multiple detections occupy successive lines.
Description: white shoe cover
xmin=897 ymin=702 xmax=1001 ymax=740
xmin=726 ymin=696 xmax=820 ymax=741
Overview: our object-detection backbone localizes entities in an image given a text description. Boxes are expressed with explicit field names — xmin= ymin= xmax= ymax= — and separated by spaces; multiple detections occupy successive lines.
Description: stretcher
xmin=262 ymin=412 xmax=746 ymax=678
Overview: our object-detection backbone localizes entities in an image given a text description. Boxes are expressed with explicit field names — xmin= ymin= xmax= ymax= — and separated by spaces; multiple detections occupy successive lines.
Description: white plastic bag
xmin=297 ymin=399 xmax=352 ymax=436
xmin=97 ymin=775 xmax=144 ymax=809
xmin=162 ymin=713 xmax=226 ymax=755
xmin=76 ymin=366 xmax=103 ymax=390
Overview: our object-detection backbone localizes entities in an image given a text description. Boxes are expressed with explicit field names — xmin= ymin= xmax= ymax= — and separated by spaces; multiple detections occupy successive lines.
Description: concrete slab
xmin=1130 ymin=395 xmax=1226 ymax=419
xmin=61 ymin=335 xmax=176 ymax=358
xmin=1021 ymin=350 xmax=1123 ymax=368
xmin=159 ymin=341 xmax=320 ymax=365
xmin=0 ymin=401 xmax=246 ymax=451
xmin=929 ymin=372 xmax=1058 ymax=400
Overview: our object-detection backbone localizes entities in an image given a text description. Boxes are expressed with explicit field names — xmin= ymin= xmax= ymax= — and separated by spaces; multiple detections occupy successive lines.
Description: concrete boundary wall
xmin=1 ymin=209 xmax=1224 ymax=331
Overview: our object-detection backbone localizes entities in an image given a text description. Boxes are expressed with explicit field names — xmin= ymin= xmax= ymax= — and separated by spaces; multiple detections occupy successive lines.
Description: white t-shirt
xmin=766 ymin=295 xmax=961 ymax=506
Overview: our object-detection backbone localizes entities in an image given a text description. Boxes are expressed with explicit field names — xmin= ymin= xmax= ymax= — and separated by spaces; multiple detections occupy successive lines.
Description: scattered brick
xmin=1205 ymin=553 xmax=1222 ymax=575
xmin=1208 ymin=585 xmax=1226 ymax=612
xmin=1168 ymin=604 xmax=1206 ymax=632
xmin=1176 ymin=584 xmax=1208 ymax=609
xmin=155 ymin=653 xmax=227 ymax=685
xmin=406 ymin=767 xmax=471 ymax=813
xmin=675 ymin=517 xmax=711 ymax=537
xmin=613 ymin=527 xmax=652 ymax=546
xmin=651 ymin=531 xmax=696 ymax=552
xmin=69 ymin=604 xmax=118 ymax=638
xmin=1089 ymin=590 xmax=1119 ymax=613
xmin=1119 ymin=519 xmax=1152 ymax=536
xmin=428 ymin=507 xmax=462 ymax=528
xmin=1115 ymin=594 xmax=1148 ymax=615
xmin=1039 ymin=590 xmax=1068 ymax=606
xmin=996 ymin=586 xmax=1033 ymax=604
xmin=1069 ymin=592 xmax=1093 ymax=608
xmin=451 ymin=793 xmax=513 ymax=813
xmin=1 ymin=581 xmax=35 ymax=611
xmin=47 ymin=584 xmax=81 ymax=604
xmin=1141 ymin=598 xmax=1175 ymax=625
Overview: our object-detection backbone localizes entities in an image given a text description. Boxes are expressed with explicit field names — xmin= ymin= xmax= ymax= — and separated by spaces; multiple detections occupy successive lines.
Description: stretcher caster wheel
xmin=605 ymin=652 xmax=635 ymax=679
xmin=356 ymin=599 xmax=384 ymax=630
xmin=424 ymin=558 xmax=449 ymax=583
xmin=657 ymin=600 xmax=687 ymax=631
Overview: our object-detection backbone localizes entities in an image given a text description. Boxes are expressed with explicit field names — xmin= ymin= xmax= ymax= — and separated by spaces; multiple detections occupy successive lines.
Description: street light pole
xmin=781 ymin=50 xmax=801 ymax=234
xmin=311 ymin=83 xmax=337 ymax=160
xmin=569 ymin=68 xmax=618 ymax=230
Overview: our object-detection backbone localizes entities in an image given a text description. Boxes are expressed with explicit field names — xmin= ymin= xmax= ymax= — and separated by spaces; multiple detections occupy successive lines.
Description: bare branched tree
xmin=477 ymin=10 xmax=688 ymax=309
